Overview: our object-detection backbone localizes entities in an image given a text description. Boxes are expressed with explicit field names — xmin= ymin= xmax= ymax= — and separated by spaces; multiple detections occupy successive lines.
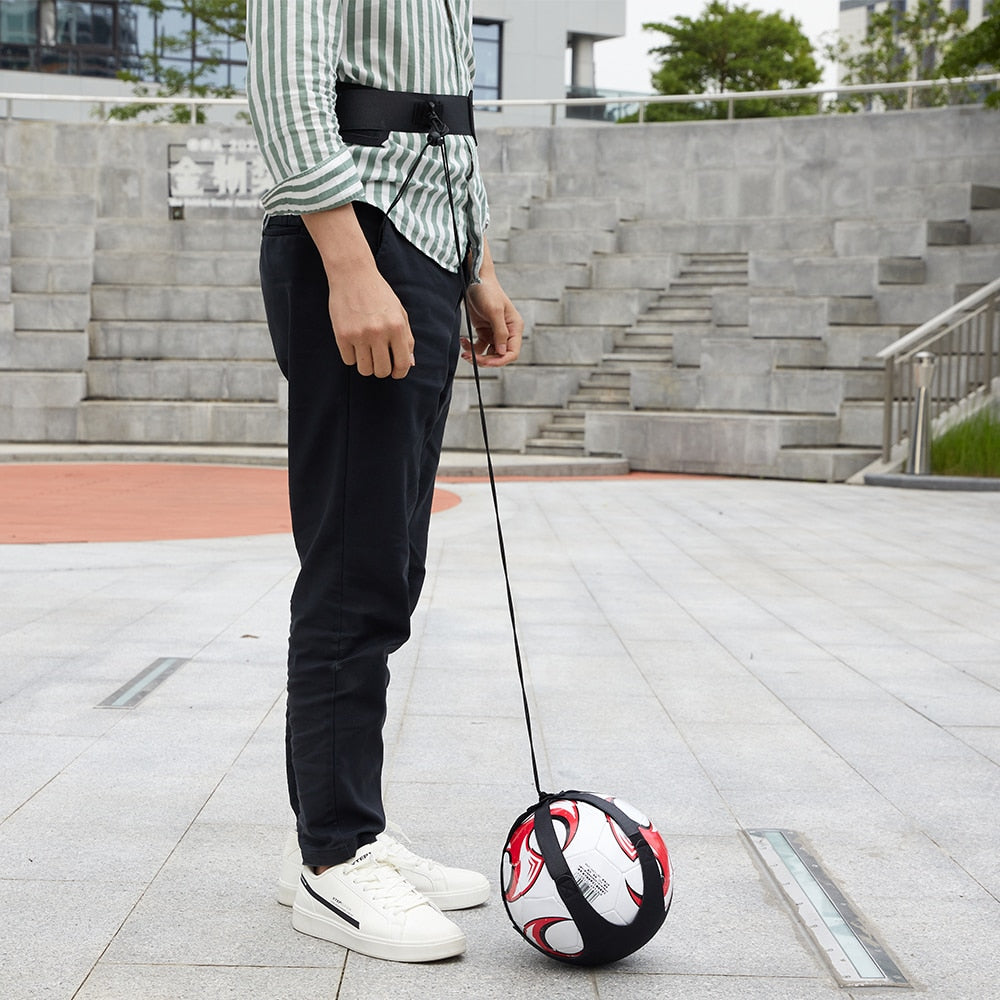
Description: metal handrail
xmin=1 ymin=72 xmax=999 ymax=123
xmin=877 ymin=276 xmax=1000 ymax=462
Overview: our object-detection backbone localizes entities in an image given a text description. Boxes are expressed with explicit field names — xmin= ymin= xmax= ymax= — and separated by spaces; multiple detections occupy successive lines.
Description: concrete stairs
xmin=576 ymin=184 xmax=998 ymax=481
xmin=79 ymin=218 xmax=284 ymax=446
xmin=1 ymin=189 xmax=94 ymax=441
xmin=524 ymin=253 xmax=747 ymax=457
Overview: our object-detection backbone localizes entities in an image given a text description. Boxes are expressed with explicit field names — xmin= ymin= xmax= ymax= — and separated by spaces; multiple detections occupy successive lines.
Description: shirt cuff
xmin=260 ymin=147 xmax=366 ymax=216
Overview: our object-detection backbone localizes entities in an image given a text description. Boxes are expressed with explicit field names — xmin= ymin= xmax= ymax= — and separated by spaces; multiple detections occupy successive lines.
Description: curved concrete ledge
xmin=865 ymin=472 xmax=1000 ymax=491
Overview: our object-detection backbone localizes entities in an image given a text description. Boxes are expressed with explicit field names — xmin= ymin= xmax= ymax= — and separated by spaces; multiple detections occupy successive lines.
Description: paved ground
xmin=1 ymin=463 xmax=999 ymax=999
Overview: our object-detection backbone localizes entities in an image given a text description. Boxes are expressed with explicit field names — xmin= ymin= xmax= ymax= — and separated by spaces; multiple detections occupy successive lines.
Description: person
xmin=245 ymin=0 xmax=523 ymax=965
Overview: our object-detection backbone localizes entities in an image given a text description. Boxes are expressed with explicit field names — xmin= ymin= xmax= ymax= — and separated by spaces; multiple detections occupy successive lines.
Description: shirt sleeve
xmin=245 ymin=0 xmax=365 ymax=215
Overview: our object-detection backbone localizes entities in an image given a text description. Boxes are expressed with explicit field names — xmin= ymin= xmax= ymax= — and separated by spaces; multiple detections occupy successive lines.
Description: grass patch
xmin=931 ymin=407 xmax=1000 ymax=478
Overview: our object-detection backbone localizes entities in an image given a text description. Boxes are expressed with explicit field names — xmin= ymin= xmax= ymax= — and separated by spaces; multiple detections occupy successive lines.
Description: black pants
xmin=260 ymin=203 xmax=464 ymax=868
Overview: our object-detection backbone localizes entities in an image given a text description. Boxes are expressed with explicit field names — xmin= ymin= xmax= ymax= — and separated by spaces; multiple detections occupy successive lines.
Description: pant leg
xmin=260 ymin=206 xmax=462 ymax=868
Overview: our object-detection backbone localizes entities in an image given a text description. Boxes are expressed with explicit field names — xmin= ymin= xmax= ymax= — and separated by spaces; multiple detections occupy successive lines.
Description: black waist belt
xmin=335 ymin=82 xmax=476 ymax=142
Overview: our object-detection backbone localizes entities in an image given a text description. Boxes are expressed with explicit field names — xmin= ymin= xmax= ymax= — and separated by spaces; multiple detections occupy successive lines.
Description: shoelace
xmin=347 ymin=851 xmax=426 ymax=913
xmin=373 ymin=833 xmax=436 ymax=876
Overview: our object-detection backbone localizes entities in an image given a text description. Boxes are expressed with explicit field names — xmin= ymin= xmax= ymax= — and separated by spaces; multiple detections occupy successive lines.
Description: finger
xmin=354 ymin=346 xmax=375 ymax=377
xmin=390 ymin=329 xmax=416 ymax=380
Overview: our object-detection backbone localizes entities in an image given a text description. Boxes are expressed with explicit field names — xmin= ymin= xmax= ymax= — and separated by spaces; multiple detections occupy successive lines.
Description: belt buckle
xmin=419 ymin=99 xmax=450 ymax=145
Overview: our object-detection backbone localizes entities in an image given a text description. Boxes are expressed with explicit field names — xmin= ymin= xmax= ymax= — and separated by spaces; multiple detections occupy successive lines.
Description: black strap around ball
xmin=531 ymin=791 xmax=666 ymax=965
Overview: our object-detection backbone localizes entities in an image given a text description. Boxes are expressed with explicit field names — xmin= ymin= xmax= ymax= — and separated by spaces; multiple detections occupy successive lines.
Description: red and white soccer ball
xmin=501 ymin=791 xmax=673 ymax=965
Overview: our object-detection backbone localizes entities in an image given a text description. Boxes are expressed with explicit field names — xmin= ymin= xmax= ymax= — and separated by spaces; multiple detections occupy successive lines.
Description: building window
xmin=952 ymin=0 xmax=969 ymax=12
xmin=0 ymin=0 xmax=139 ymax=75
xmin=473 ymin=18 xmax=501 ymax=104
xmin=0 ymin=0 xmax=244 ymax=86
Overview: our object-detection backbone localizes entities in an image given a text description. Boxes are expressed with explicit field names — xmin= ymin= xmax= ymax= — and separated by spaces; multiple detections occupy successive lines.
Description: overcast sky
xmin=592 ymin=0 xmax=842 ymax=93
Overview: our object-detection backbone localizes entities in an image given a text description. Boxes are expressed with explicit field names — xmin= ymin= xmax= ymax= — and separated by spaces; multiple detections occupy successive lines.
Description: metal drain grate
xmin=98 ymin=657 xmax=188 ymax=708
xmin=746 ymin=829 xmax=909 ymax=989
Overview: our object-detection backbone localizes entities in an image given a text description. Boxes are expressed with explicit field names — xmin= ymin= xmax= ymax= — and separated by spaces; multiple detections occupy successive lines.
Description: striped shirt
xmin=245 ymin=0 xmax=488 ymax=274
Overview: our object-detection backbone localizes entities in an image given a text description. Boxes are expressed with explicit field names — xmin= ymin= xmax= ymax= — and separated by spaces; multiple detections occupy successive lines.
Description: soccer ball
xmin=501 ymin=790 xmax=673 ymax=965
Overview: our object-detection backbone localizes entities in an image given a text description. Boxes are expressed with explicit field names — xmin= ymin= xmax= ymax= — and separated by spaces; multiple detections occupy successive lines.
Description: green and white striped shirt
xmin=245 ymin=0 xmax=488 ymax=274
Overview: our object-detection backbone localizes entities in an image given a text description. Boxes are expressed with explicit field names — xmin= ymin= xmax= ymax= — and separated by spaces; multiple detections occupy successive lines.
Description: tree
xmin=940 ymin=0 xmax=1000 ymax=108
xmin=107 ymin=1 xmax=247 ymax=123
xmin=829 ymin=0 xmax=970 ymax=111
xmin=639 ymin=1 xmax=822 ymax=121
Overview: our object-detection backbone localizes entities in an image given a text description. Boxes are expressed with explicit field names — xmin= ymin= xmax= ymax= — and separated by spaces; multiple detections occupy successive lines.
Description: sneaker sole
xmin=291 ymin=904 xmax=467 ymax=962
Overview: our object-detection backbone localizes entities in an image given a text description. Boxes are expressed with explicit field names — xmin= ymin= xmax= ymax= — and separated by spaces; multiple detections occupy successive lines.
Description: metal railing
xmin=877 ymin=276 xmax=1000 ymax=463
xmin=1 ymin=72 xmax=999 ymax=124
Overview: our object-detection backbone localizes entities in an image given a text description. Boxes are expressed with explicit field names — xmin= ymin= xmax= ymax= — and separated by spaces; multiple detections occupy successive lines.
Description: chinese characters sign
xmin=168 ymin=136 xmax=271 ymax=211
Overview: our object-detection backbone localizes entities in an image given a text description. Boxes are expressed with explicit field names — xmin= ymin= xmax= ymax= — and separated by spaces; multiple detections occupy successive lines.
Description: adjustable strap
xmin=335 ymin=82 xmax=476 ymax=140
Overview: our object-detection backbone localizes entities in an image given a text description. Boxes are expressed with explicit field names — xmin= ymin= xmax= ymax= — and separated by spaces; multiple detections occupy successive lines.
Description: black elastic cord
xmin=435 ymin=134 xmax=545 ymax=800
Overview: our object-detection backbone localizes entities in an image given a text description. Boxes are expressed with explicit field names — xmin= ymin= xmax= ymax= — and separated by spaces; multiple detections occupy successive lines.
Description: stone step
xmin=91 ymin=284 xmax=266 ymax=323
xmin=924 ymin=244 xmax=1000 ymax=285
xmin=590 ymin=254 xmax=678 ymax=290
xmin=93 ymin=250 xmax=260 ymax=286
xmin=10 ymin=224 xmax=94 ymax=259
xmin=971 ymin=184 xmax=1000 ymax=210
xmin=85 ymin=360 xmax=281 ymax=402
xmin=878 ymin=257 xmax=927 ymax=285
xmin=614 ymin=331 xmax=673 ymax=349
xmin=874 ymin=285 xmax=962 ymax=325
xmin=0 ymin=329 xmax=89 ymax=370
xmin=873 ymin=182 xmax=988 ymax=220
xmin=582 ymin=410 xmax=840 ymax=477
xmin=680 ymin=264 xmax=750 ymax=278
xmin=530 ymin=425 xmax=585 ymax=442
xmin=0 ymin=371 xmax=86 ymax=441
xmin=567 ymin=395 xmax=630 ymax=410
xmin=926 ymin=220 xmax=972 ymax=246
xmin=970 ymin=209 xmax=1000 ymax=244
xmin=618 ymin=219 xmax=834 ymax=255
xmin=12 ymin=258 xmax=93 ymax=294
xmin=528 ymin=325 xmax=616 ymax=365
xmin=10 ymin=194 xmax=96 ymax=227
xmin=13 ymin=292 xmax=90 ymax=332
xmin=77 ymin=399 xmax=286 ymax=445
xmin=551 ymin=412 xmax=585 ymax=427
xmin=638 ymin=307 xmax=710 ymax=322
xmin=499 ymin=366 xmax=581 ymax=408
xmin=601 ymin=351 xmax=672 ymax=369
xmin=776 ymin=446 xmax=881 ymax=483
xmin=748 ymin=295 xmax=878 ymax=337
xmin=562 ymin=288 xmax=657 ymax=327
xmin=823 ymin=325 xmax=908 ymax=368
xmin=580 ymin=372 xmax=631 ymax=389
xmin=491 ymin=261 xmax=590 ymax=300
xmin=838 ymin=401 xmax=884 ymax=447
xmin=480 ymin=171 xmax=549 ymax=205
xmin=527 ymin=198 xmax=640 ymax=232
xmin=525 ymin=437 xmax=587 ymax=454
xmin=506 ymin=228 xmax=617 ymax=264
xmin=88 ymin=320 xmax=273 ymax=360
xmin=96 ymin=219 xmax=264 ymax=254
xmin=687 ymin=253 xmax=751 ymax=266
xmin=670 ymin=273 xmax=749 ymax=287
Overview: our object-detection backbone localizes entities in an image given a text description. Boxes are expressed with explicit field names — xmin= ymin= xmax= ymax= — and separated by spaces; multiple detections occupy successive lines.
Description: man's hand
xmin=303 ymin=206 xmax=414 ymax=379
xmin=462 ymin=239 xmax=524 ymax=368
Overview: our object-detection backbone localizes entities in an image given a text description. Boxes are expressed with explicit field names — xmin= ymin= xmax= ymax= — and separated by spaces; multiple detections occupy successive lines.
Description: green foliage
xmin=638 ymin=1 xmax=822 ymax=121
xmin=940 ymin=0 xmax=1000 ymax=108
xmin=931 ymin=406 xmax=1000 ymax=478
xmin=828 ymin=0 xmax=971 ymax=111
xmin=105 ymin=1 xmax=246 ymax=123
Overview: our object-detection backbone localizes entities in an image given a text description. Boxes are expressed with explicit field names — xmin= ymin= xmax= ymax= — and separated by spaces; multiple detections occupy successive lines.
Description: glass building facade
xmin=0 ymin=2 xmax=505 ymax=98
xmin=0 ymin=1 xmax=245 ymax=86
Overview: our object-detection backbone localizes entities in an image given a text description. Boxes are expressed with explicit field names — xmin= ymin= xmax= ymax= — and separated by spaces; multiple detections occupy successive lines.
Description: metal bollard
xmin=906 ymin=352 xmax=937 ymax=475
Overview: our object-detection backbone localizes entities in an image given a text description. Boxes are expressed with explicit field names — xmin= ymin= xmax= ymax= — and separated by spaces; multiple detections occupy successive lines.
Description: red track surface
xmin=0 ymin=463 xmax=461 ymax=544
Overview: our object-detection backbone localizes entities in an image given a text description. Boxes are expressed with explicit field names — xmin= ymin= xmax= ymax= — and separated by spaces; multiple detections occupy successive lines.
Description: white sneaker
xmin=278 ymin=827 xmax=490 ymax=910
xmin=372 ymin=831 xmax=490 ymax=910
xmin=292 ymin=846 xmax=467 ymax=962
